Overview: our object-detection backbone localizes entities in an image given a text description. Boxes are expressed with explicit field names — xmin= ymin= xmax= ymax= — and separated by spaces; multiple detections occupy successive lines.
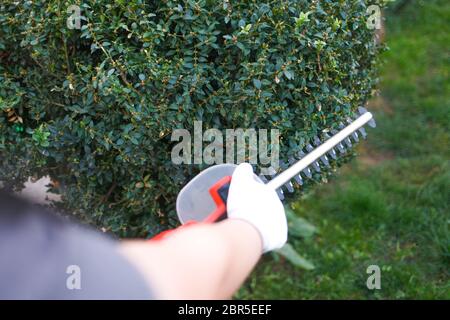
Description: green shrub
xmin=0 ymin=0 xmax=384 ymax=237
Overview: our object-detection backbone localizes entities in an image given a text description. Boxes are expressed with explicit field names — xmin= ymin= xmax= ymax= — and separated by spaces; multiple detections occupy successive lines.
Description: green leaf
xmin=253 ymin=79 xmax=261 ymax=89
xmin=130 ymin=137 xmax=139 ymax=145
xmin=290 ymin=217 xmax=317 ymax=238
xmin=283 ymin=70 xmax=294 ymax=80
xmin=294 ymin=11 xmax=312 ymax=28
xmin=285 ymin=209 xmax=317 ymax=238
xmin=276 ymin=244 xmax=315 ymax=270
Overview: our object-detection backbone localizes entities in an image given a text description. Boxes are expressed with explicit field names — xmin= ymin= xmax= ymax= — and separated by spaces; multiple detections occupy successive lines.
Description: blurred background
xmin=238 ymin=0 xmax=449 ymax=299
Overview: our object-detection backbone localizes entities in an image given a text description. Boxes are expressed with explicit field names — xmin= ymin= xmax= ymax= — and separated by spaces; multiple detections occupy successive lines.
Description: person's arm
xmin=0 ymin=163 xmax=286 ymax=299
xmin=119 ymin=163 xmax=288 ymax=299
xmin=120 ymin=219 xmax=261 ymax=299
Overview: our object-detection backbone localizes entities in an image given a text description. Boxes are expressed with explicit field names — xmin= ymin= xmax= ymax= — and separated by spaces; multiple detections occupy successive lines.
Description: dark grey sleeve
xmin=0 ymin=192 xmax=153 ymax=299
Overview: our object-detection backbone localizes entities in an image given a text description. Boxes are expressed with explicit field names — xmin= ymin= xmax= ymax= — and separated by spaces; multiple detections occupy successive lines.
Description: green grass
xmin=238 ymin=0 xmax=450 ymax=299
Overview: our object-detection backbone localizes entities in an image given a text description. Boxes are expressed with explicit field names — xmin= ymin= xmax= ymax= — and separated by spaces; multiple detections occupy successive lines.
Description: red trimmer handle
xmin=204 ymin=175 xmax=231 ymax=223
xmin=150 ymin=220 xmax=197 ymax=241
xmin=150 ymin=175 xmax=232 ymax=241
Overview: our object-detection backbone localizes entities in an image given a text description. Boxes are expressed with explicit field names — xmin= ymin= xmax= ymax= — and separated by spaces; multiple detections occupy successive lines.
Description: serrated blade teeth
xmin=302 ymin=167 xmax=312 ymax=178
xmin=297 ymin=150 xmax=306 ymax=158
xmin=313 ymin=136 xmax=322 ymax=146
xmin=311 ymin=161 xmax=321 ymax=172
xmin=323 ymin=132 xmax=336 ymax=160
xmin=288 ymin=157 xmax=304 ymax=186
xmin=357 ymin=106 xmax=376 ymax=127
xmin=304 ymin=144 xmax=321 ymax=172
xmin=328 ymin=148 xmax=338 ymax=159
xmin=344 ymin=137 xmax=352 ymax=148
xmin=320 ymin=133 xmax=334 ymax=162
xmin=320 ymin=155 xmax=330 ymax=167
xmin=358 ymin=127 xmax=368 ymax=139
xmin=337 ymin=143 xmax=346 ymax=154
xmin=358 ymin=106 xmax=368 ymax=115
xmin=284 ymin=181 xmax=294 ymax=193
xmin=279 ymin=160 xmax=295 ymax=193
xmin=288 ymin=157 xmax=296 ymax=165
xmin=294 ymin=174 xmax=303 ymax=185
xmin=260 ymin=172 xmax=284 ymax=200
xmin=277 ymin=189 xmax=285 ymax=200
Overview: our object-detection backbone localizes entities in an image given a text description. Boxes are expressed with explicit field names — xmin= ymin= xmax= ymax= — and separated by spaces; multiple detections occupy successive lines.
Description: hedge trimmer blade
xmin=260 ymin=107 xmax=376 ymax=200
xmin=175 ymin=107 xmax=376 ymax=224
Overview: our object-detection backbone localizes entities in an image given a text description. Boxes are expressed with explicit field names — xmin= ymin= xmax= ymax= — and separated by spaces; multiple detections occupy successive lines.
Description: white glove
xmin=227 ymin=163 xmax=287 ymax=253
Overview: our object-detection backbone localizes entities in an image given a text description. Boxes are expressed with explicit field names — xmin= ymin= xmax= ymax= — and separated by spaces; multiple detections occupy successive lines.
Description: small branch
xmin=63 ymin=38 xmax=71 ymax=75
xmin=101 ymin=182 xmax=117 ymax=203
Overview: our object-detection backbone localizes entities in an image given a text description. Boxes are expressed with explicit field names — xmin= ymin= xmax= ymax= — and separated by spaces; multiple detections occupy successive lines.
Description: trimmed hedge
xmin=0 ymin=1 xmax=384 ymax=237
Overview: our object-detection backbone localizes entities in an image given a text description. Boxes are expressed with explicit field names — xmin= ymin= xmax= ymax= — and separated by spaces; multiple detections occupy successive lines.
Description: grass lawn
xmin=238 ymin=0 xmax=449 ymax=299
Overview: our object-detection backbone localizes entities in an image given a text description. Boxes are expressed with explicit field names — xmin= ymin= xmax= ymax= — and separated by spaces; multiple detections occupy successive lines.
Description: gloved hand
xmin=227 ymin=163 xmax=287 ymax=253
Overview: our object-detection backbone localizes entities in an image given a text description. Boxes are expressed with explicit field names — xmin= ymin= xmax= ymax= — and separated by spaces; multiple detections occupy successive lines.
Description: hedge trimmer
xmin=152 ymin=107 xmax=375 ymax=240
